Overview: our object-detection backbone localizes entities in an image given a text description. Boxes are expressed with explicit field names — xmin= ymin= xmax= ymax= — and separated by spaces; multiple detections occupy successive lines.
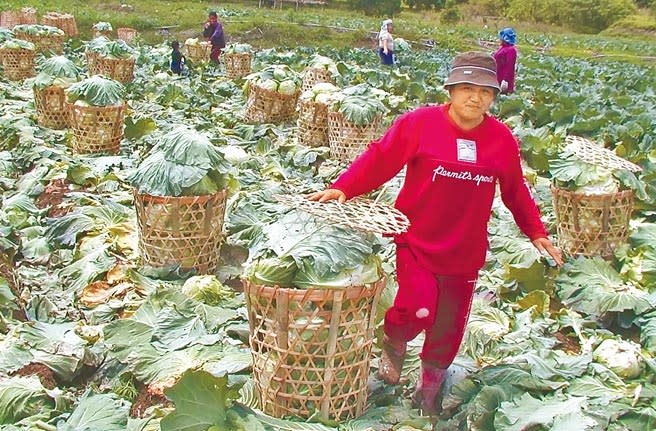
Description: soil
xmin=0 ymin=258 xmax=26 ymax=321
xmin=554 ymin=332 xmax=581 ymax=355
xmin=35 ymin=179 xmax=73 ymax=218
xmin=13 ymin=363 xmax=57 ymax=389
xmin=130 ymin=386 xmax=171 ymax=418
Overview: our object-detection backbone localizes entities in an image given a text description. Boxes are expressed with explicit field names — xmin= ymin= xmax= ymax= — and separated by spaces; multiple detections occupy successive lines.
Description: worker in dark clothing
xmin=203 ymin=11 xmax=226 ymax=64
xmin=170 ymin=41 xmax=185 ymax=74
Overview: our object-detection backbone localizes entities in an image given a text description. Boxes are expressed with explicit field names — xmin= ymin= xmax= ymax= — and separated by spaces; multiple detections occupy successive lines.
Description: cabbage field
xmin=1 ymin=19 xmax=656 ymax=431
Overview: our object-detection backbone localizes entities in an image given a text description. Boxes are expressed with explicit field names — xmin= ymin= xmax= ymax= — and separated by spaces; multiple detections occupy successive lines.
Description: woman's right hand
xmin=306 ymin=189 xmax=346 ymax=203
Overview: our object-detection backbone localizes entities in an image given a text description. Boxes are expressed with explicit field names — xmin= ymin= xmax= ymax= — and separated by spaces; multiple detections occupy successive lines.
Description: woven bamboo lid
xmin=275 ymin=194 xmax=410 ymax=235
xmin=565 ymin=136 xmax=642 ymax=172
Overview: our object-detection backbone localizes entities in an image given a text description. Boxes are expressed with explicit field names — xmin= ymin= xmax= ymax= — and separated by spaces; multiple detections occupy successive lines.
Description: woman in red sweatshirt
xmin=308 ymin=51 xmax=562 ymax=416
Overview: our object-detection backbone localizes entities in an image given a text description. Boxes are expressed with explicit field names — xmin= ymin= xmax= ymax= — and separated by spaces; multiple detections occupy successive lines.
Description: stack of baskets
xmin=300 ymin=66 xmax=334 ymax=93
xmin=134 ymin=191 xmax=227 ymax=274
xmin=244 ymin=85 xmax=301 ymax=124
xmin=117 ymin=27 xmax=137 ymax=43
xmin=327 ymin=112 xmax=382 ymax=163
xmin=551 ymin=136 xmax=642 ymax=258
xmin=13 ymin=25 xmax=66 ymax=54
xmin=41 ymin=12 xmax=78 ymax=37
xmin=185 ymin=42 xmax=212 ymax=63
xmin=0 ymin=45 xmax=35 ymax=81
xmin=224 ymin=52 xmax=252 ymax=79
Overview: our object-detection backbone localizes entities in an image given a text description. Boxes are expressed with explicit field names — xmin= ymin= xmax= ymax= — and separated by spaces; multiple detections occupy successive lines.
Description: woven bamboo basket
xmin=21 ymin=8 xmax=37 ymax=25
xmin=0 ymin=48 xmax=35 ymax=81
xmin=34 ymin=86 xmax=69 ymax=129
xmin=327 ymin=112 xmax=382 ymax=163
xmin=224 ymin=52 xmax=252 ymax=79
xmin=551 ymin=185 xmax=634 ymax=258
xmin=244 ymin=84 xmax=300 ymax=124
xmin=117 ymin=27 xmax=138 ymax=42
xmin=0 ymin=11 xmax=21 ymax=29
xmin=85 ymin=50 xmax=98 ymax=74
xmin=42 ymin=13 xmax=78 ymax=37
xmin=67 ymin=102 xmax=126 ymax=154
xmin=301 ymin=67 xmax=334 ymax=93
xmin=185 ymin=42 xmax=212 ymax=63
xmin=244 ymin=278 xmax=385 ymax=421
xmin=134 ymin=190 xmax=227 ymax=274
xmin=90 ymin=56 xmax=135 ymax=84
xmin=297 ymin=98 xmax=329 ymax=147
xmin=14 ymin=31 xmax=66 ymax=54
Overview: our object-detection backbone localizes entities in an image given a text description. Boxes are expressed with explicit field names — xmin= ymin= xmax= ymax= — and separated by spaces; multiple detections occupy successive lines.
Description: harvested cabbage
xmin=593 ymin=338 xmax=643 ymax=379
xmin=66 ymin=75 xmax=125 ymax=107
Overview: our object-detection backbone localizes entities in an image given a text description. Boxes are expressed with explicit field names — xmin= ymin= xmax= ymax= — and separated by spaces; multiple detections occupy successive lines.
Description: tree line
xmin=353 ymin=0 xmax=653 ymax=33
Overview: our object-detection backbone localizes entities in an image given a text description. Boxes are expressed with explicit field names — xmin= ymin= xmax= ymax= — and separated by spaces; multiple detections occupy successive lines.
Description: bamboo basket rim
xmin=243 ymin=277 xmax=385 ymax=300
xmin=133 ymin=189 xmax=227 ymax=205
xmin=0 ymin=47 xmax=35 ymax=53
xmin=224 ymin=51 xmax=252 ymax=58
xmin=65 ymin=101 xmax=127 ymax=111
xmin=251 ymin=83 xmax=301 ymax=100
xmin=550 ymin=184 xmax=634 ymax=199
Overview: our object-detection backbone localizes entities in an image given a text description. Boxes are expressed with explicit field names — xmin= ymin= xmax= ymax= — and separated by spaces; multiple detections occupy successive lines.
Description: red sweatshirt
xmin=331 ymin=104 xmax=547 ymax=275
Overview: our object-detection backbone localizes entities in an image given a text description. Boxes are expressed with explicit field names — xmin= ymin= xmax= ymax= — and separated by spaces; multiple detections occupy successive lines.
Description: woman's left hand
xmin=532 ymin=237 xmax=564 ymax=266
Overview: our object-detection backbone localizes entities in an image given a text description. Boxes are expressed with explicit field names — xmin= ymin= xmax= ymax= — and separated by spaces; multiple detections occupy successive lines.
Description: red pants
xmin=210 ymin=46 xmax=222 ymax=63
xmin=384 ymin=246 xmax=477 ymax=368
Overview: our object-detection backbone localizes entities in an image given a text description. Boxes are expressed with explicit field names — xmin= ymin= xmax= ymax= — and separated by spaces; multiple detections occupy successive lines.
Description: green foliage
xmin=127 ymin=126 xmax=234 ymax=197
xmin=468 ymin=0 xmax=511 ymax=15
xmin=351 ymin=0 xmax=402 ymax=17
xmin=0 ymin=376 xmax=54 ymax=424
xmin=66 ymin=75 xmax=126 ymax=107
xmin=441 ymin=5 xmax=463 ymax=24
xmin=246 ymin=211 xmax=380 ymax=288
xmin=57 ymin=392 xmax=130 ymax=431
xmin=507 ymin=0 xmax=637 ymax=33
xmin=160 ymin=370 xmax=244 ymax=431
xmin=404 ymin=0 xmax=446 ymax=9
xmin=603 ymin=13 xmax=656 ymax=37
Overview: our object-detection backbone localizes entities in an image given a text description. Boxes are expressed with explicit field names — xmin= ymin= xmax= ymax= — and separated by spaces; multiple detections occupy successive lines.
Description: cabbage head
xmin=181 ymin=275 xmax=234 ymax=305
xmin=247 ymin=256 xmax=297 ymax=287
xmin=593 ymin=338 xmax=643 ymax=379
xmin=277 ymin=80 xmax=298 ymax=95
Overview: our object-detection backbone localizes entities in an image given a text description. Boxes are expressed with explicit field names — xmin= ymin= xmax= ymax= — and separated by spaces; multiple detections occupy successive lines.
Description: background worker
xmin=203 ymin=11 xmax=226 ymax=64
xmin=494 ymin=27 xmax=517 ymax=93
xmin=170 ymin=40 xmax=185 ymax=75
xmin=378 ymin=19 xmax=394 ymax=66
xmin=308 ymin=51 xmax=563 ymax=416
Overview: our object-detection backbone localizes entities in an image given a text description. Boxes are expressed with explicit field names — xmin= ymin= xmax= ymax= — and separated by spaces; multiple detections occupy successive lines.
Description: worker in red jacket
xmin=308 ymin=51 xmax=563 ymax=416
xmin=494 ymin=27 xmax=517 ymax=94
